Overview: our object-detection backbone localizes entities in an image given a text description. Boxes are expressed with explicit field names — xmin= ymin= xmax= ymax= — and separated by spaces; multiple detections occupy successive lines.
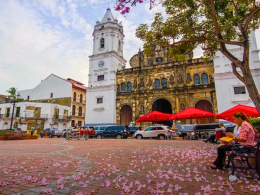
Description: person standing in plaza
xmin=31 ymin=125 xmax=35 ymax=136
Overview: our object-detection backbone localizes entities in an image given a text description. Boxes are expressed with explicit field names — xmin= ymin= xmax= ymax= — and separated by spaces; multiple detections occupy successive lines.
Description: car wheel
xmin=158 ymin=135 xmax=165 ymax=140
xmin=97 ymin=135 xmax=102 ymax=139
xmin=116 ymin=134 xmax=122 ymax=139
xmin=58 ymin=136 xmax=60 ymax=138
xmin=136 ymin=135 xmax=143 ymax=139
xmin=49 ymin=134 xmax=52 ymax=138
xmin=40 ymin=134 xmax=43 ymax=138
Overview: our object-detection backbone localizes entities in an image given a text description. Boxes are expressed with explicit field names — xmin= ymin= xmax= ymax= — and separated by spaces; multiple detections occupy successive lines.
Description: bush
xmin=0 ymin=130 xmax=14 ymax=136
xmin=250 ymin=117 xmax=260 ymax=127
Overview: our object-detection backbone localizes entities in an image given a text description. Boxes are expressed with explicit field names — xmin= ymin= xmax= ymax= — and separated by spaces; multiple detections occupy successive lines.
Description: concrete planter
xmin=0 ymin=135 xmax=38 ymax=140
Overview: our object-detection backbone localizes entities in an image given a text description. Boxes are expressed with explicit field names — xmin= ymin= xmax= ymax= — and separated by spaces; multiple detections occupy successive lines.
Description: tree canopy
xmin=6 ymin=87 xmax=17 ymax=98
xmin=133 ymin=0 xmax=260 ymax=113
xmin=136 ymin=0 xmax=260 ymax=60
xmin=115 ymin=0 xmax=158 ymax=14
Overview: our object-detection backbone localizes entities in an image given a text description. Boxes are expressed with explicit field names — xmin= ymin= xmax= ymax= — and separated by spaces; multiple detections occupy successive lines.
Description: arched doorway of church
xmin=152 ymin=99 xmax=172 ymax=126
xmin=120 ymin=105 xmax=132 ymax=126
xmin=195 ymin=100 xmax=214 ymax=124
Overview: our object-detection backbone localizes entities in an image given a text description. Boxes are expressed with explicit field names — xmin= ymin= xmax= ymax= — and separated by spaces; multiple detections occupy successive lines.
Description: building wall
xmin=71 ymin=87 xmax=86 ymax=127
xmin=0 ymin=102 xmax=71 ymax=131
xmin=85 ymin=86 xmax=116 ymax=125
xmin=213 ymin=31 xmax=260 ymax=113
xmin=18 ymin=74 xmax=72 ymax=101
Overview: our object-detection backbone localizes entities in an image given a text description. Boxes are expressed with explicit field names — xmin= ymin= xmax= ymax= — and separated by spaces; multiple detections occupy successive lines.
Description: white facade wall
xmin=18 ymin=74 xmax=72 ymax=100
xmin=213 ymin=31 xmax=260 ymax=113
xmin=85 ymin=8 xmax=126 ymax=125
xmin=0 ymin=102 xmax=71 ymax=130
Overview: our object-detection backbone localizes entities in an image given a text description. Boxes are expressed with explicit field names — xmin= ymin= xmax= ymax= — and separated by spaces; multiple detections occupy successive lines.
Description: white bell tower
xmin=85 ymin=8 xmax=126 ymax=126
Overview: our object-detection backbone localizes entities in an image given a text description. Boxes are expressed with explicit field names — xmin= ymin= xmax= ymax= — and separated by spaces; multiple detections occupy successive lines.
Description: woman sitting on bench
xmin=208 ymin=112 xmax=255 ymax=169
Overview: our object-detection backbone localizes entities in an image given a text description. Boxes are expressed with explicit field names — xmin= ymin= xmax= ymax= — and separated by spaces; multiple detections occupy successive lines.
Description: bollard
xmin=45 ymin=133 xmax=47 ymax=138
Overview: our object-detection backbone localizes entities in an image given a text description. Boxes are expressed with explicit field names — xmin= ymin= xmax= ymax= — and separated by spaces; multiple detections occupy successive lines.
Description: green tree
xmin=135 ymin=0 xmax=260 ymax=114
xmin=6 ymin=87 xmax=17 ymax=98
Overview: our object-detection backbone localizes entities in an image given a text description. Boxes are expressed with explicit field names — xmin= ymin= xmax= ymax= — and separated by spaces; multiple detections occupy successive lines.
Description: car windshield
xmin=145 ymin=127 xmax=154 ymax=131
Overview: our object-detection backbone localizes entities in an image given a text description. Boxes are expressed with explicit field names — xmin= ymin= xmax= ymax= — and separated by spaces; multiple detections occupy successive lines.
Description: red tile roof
xmin=66 ymin=78 xmax=86 ymax=91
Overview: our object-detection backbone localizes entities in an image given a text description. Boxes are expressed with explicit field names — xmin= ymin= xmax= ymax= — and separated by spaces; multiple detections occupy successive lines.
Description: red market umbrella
xmin=136 ymin=111 xmax=173 ymax=123
xmin=217 ymin=104 xmax=260 ymax=122
xmin=169 ymin=107 xmax=217 ymax=120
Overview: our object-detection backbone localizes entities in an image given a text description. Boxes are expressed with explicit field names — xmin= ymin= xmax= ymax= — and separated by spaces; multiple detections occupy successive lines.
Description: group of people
xmin=208 ymin=112 xmax=258 ymax=169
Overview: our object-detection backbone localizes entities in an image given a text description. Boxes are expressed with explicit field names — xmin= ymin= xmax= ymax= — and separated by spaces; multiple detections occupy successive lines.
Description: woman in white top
xmin=233 ymin=125 xmax=241 ymax=137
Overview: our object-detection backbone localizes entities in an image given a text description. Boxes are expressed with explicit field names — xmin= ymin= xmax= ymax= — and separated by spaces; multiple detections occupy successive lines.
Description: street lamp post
xmin=9 ymin=93 xmax=20 ymax=130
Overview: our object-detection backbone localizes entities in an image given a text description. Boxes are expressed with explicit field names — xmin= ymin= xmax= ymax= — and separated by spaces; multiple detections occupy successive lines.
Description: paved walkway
xmin=0 ymin=138 xmax=259 ymax=195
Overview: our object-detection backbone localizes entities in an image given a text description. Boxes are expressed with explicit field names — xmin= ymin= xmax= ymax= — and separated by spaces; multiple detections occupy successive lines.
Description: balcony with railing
xmin=52 ymin=115 xmax=72 ymax=121
xmin=24 ymin=113 xmax=48 ymax=119
xmin=71 ymin=112 xmax=85 ymax=117
xmin=0 ymin=113 xmax=21 ymax=118
xmin=71 ymin=98 xmax=86 ymax=104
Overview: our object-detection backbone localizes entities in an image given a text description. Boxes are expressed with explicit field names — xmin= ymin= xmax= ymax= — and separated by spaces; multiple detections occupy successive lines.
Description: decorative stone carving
xmin=147 ymin=77 xmax=152 ymax=86
xmin=169 ymin=75 xmax=174 ymax=84
xmin=186 ymin=73 xmax=192 ymax=83
xmin=140 ymin=78 xmax=144 ymax=87
xmin=133 ymin=79 xmax=137 ymax=88
xmin=178 ymin=74 xmax=183 ymax=83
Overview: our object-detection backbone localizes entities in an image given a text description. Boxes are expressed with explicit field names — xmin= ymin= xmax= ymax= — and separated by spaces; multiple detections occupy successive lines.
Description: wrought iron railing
xmin=24 ymin=114 xmax=48 ymax=119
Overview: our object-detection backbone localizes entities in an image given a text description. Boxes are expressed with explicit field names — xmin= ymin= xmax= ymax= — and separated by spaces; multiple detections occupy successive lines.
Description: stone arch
xmin=152 ymin=98 xmax=173 ymax=126
xmin=195 ymin=100 xmax=214 ymax=124
xmin=120 ymin=105 xmax=132 ymax=126
xmin=13 ymin=121 xmax=18 ymax=128
xmin=53 ymin=122 xmax=58 ymax=128
xmin=150 ymin=96 xmax=173 ymax=109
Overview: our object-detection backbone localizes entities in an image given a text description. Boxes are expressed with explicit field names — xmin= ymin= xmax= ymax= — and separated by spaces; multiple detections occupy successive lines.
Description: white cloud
xmin=0 ymin=0 xmax=92 ymax=94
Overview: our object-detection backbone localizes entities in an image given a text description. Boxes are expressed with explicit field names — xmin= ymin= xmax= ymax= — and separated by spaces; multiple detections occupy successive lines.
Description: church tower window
xmin=155 ymin=79 xmax=160 ymax=89
xmin=194 ymin=74 xmax=200 ymax=85
xmin=201 ymin=73 xmax=208 ymax=84
xmin=161 ymin=78 xmax=167 ymax=88
xmin=118 ymin=40 xmax=121 ymax=51
xmin=127 ymin=82 xmax=132 ymax=91
xmin=100 ymin=38 xmax=105 ymax=48
xmin=121 ymin=83 xmax=126 ymax=91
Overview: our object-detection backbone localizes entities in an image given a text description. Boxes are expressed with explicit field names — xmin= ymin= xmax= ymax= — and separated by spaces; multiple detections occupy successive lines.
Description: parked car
xmin=62 ymin=129 xmax=68 ymax=137
xmin=102 ymin=125 xmax=129 ymax=139
xmin=128 ymin=126 xmax=141 ymax=137
xmin=133 ymin=126 xmax=172 ymax=140
xmin=94 ymin=126 xmax=109 ymax=139
xmin=40 ymin=128 xmax=62 ymax=138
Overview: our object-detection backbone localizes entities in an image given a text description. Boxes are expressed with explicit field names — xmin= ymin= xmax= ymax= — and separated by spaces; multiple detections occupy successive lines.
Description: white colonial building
xmin=0 ymin=102 xmax=71 ymax=131
xmin=213 ymin=31 xmax=260 ymax=113
xmin=85 ymin=8 xmax=126 ymax=126
xmin=18 ymin=74 xmax=72 ymax=101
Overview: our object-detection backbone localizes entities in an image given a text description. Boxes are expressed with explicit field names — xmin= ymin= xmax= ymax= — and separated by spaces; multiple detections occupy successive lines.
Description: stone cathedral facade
xmin=116 ymin=47 xmax=218 ymax=127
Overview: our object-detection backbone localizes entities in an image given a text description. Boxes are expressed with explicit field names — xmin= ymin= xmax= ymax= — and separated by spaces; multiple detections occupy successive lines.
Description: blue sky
xmin=0 ymin=0 xmax=259 ymax=95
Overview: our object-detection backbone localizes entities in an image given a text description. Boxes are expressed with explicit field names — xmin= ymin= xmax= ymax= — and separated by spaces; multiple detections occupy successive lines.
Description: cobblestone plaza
xmin=0 ymin=139 xmax=259 ymax=195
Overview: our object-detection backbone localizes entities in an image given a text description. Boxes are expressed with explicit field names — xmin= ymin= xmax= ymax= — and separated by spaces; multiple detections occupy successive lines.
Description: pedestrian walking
xmin=31 ymin=125 xmax=35 ymax=136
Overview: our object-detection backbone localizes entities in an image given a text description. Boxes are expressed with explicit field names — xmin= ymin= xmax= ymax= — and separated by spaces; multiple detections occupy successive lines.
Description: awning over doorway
xmin=136 ymin=111 xmax=173 ymax=122
xmin=217 ymin=104 xmax=259 ymax=122
xmin=169 ymin=107 xmax=217 ymax=120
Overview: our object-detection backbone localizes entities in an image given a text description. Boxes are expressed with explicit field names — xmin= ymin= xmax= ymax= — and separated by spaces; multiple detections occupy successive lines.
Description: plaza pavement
xmin=0 ymin=138 xmax=259 ymax=195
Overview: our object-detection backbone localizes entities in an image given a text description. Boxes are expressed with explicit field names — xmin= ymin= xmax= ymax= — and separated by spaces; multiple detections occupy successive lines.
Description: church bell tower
xmin=85 ymin=8 xmax=126 ymax=126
